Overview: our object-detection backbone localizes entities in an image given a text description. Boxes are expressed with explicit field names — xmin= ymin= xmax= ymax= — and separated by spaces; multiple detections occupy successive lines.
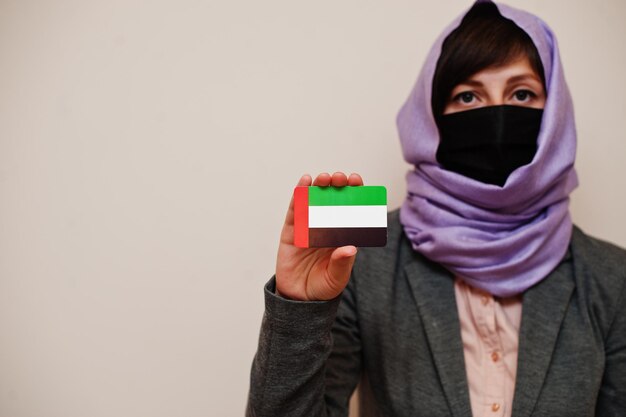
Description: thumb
xmin=326 ymin=246 xmax=358 ymax=291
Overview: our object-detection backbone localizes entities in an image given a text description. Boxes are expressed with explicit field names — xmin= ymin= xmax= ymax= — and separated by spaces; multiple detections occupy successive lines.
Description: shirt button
xmin=491 ymin=351 xmax=500 ymax=362
xmin=491 ymin=403 xmax=501 ymax=412
xmin=481 ymin=296 xmax=490 ymax=305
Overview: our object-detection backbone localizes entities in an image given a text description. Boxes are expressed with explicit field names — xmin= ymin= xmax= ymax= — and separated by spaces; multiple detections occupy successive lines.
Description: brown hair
xmin=431 ymin=2 xmax=545 ymax=119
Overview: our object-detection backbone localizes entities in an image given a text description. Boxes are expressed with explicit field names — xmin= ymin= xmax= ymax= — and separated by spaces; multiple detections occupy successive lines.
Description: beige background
xmin=0 ymin=0 xmax=624 ymax=416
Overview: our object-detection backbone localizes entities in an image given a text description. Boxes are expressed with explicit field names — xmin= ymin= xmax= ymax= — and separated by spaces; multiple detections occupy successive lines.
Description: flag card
xmin=293 ymin=186 xmax=387 ymax=248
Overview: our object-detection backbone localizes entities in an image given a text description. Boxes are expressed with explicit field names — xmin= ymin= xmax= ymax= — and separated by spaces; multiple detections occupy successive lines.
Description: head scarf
xmin=398 ymin=0 xmax=578 ymax=297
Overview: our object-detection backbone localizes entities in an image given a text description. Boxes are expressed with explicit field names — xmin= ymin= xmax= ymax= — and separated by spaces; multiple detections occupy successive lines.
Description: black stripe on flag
xmin=308 ymin=227 xmax=387 ymax=248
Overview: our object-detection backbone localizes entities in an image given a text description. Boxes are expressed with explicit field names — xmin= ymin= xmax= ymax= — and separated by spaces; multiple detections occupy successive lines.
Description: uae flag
xmin=293 ymin=186 xmax=387 ymax=248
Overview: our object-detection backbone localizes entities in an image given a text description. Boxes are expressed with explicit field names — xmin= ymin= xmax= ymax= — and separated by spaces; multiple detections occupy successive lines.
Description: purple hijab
xmin=398 ymin=0 xmax=578 ymax=297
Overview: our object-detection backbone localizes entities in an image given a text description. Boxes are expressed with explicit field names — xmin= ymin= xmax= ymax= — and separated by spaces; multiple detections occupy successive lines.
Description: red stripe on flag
xmin=293 ymin=186 xmax=309 ymax=248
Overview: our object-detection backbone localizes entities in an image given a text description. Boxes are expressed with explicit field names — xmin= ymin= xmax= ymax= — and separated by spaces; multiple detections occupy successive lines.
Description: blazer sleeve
xmin=595 ymin=277 xmax=626 ymax=416
xmin=246 ymin=276 xmax=362 ymax=417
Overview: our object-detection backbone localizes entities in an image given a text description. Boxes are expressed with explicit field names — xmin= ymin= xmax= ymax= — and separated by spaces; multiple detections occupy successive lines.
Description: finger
xmin=325 ymin=246 xmax=358 ymax=292
xmin=313 ymin=172 xmax=331 ymax=186
xmin=331 ymin=172 xmax=348 ymax=187
xmin=284 ymin=174 xmax=312 ymax=226
xmin=348 ymin=173 xmax=364 ymax=186
xmin=298 ymin=174 xmax=313 ymax=187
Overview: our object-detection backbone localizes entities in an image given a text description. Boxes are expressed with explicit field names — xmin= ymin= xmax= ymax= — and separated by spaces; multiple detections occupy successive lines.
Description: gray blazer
xmin=247 ymin=210 xmax=626 ymax=417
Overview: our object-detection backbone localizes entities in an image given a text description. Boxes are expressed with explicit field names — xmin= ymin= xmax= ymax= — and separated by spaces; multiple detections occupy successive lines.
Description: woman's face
xmin=443 ymin=55 xmax=546 ymax=115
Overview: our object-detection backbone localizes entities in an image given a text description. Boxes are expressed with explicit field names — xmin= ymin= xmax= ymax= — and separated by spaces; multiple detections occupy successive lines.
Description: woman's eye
xmin=513 ymin=90 xmax=535 ymax=101
xmin=455 ymin=92 xmax=475 ymax=104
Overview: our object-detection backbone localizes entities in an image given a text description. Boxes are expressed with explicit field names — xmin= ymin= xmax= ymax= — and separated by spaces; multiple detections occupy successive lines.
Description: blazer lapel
xmin=404 ymin=255 xmax=472 ymax=417
xmin=511 ymin=252 xmax=575 ymax=417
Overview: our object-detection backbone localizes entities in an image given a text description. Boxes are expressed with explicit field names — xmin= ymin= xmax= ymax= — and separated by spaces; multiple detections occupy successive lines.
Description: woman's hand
xmin=275 ymin=172 xmax=363 ymax=301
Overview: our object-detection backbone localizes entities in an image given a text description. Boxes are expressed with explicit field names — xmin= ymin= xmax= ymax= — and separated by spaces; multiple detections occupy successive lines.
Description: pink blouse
xmin=454 ymin=278 xmax=523 ymax=417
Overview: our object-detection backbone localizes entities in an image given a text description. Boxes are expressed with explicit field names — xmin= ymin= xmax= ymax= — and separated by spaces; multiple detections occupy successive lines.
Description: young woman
xmin=247 ymin=2 xmax=626 ymax=416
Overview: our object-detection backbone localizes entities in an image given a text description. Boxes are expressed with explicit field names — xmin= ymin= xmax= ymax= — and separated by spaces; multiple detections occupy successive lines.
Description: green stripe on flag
xmin=308 ymin=186 xmax=387 ymax=206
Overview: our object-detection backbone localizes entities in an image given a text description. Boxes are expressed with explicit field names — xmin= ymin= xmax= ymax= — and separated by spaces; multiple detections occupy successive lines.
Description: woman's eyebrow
xmin=507 ymin=74 xmax=542 ymax=84
xmin=456 ymin=79 xmax=484 ymax=88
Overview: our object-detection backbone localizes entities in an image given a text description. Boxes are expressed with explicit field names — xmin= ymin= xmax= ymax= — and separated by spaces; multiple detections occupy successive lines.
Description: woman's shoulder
xmin=571 ymin=225 xmax=626 ymax=281
xmin=570 ymin=225 xmax=626 ymax=333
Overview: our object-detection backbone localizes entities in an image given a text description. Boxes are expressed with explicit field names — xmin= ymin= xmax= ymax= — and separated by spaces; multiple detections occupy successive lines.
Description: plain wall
xmin=1 ymin=1 xmax=624 ymax=416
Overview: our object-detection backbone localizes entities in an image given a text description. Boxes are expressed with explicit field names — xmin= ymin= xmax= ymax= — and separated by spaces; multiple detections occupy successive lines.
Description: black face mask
xmin=436 ymin=105 xmax=543 ymax=187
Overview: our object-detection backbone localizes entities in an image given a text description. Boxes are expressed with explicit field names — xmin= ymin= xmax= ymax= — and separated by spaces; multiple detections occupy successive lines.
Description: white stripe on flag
xmin=308 ymin=205 xmax=387 ymax=228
